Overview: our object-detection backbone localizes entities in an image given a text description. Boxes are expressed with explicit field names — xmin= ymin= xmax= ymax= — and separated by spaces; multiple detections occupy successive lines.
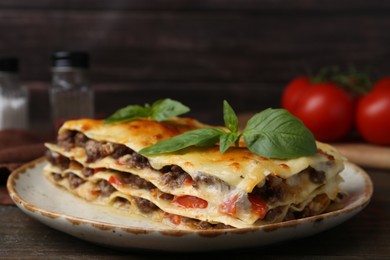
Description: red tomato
xmin=356 ymin=87 xmax=390 ymax=145
xmin=281 ymin=76 xmax=311 ymax=111
xmin=372 ymin=76 xmax=390 ymax=90
xmin=167 ymin=214 xmax=182 ymax=225
xmin=183 ymin=177 xmax=193 ymax=185
xmin=108 ymin=176 xmax=123 ymax=186
xmin=248 ymin=195 xmax=268 ymax=219
xmin=291 ymin=83 xmax=355 ymax=142
xmin=93 ymin=168 xmax=104 ymax=174
xmin=172 ymin=195 xmax=208 ymax=209
xmin=218 ymin=194 xmax=238 ymax=216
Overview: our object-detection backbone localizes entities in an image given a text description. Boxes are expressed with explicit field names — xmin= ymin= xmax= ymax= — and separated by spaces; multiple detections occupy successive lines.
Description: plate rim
xmin=7 ymin=157 xmax=373 ymax=236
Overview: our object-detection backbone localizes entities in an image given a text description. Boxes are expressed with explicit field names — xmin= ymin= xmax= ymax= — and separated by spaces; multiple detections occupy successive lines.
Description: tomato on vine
xmin=284 ymin=82 xmax=354 ymax=142
xmin=372 ymin=76 xmax=390 ymax=91
xmin=281 ymin=76 xmax=311 ymax=111
xmin=280 ymin=67 xmax=390 ymax=144
xmin=356 ymin=83 xmax=390 ymax=145
xmin=281 ymin=67 xmax=364 ymax=142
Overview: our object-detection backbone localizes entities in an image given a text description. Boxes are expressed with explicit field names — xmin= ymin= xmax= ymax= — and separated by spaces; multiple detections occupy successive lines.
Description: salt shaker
xmin=50 ymin=51 xmax=94 ymax=129
xmin=0 ymin=57 xmax=28 ymax=130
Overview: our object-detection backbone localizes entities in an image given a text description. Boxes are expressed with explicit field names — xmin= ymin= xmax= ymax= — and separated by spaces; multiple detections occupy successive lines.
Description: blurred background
xmin=1 ymin=0 xmax=390 ymax=129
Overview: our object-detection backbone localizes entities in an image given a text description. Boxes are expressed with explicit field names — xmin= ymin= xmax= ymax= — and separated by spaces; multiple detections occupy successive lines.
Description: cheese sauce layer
xmin=59 ymin=118 xmax=345 ymax=193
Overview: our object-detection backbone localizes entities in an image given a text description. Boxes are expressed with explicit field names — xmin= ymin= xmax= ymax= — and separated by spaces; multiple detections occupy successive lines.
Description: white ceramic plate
xmin=7 ymin=158 xmax=373 ymax=252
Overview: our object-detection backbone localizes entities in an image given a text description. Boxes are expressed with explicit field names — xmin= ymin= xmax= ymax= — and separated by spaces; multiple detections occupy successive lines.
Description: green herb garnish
xmin=140 ymin=100 xmax=317 ymax=159
xmin=138 ymin=128 xmax=224 ymax=155
xmin=242 ymin=108 xmax=317 ymax=159
xmin=104 ymin=98 xmax=190 ymax=124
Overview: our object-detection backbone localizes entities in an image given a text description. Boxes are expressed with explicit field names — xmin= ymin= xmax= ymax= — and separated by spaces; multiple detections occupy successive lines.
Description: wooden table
xmin=0 ymin=166 xmax=389 ymax=258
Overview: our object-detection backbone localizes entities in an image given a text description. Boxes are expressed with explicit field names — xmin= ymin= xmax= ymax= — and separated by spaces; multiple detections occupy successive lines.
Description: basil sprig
xmin=104 ymin=98 xmax=190 ymax=124
xmin=140 ymin=100 xmax=317 ymax=159
xmin=242 ymin=108 xmax=317 ymax=158
xmin=138 ymin=128 xmax=224 ymax=155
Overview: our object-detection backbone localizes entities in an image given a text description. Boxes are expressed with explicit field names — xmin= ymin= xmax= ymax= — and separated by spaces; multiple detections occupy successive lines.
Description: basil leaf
xmin=242 ymin=108 xmax=317 ymax=159
xmin=104 ymin=105 xmax=150 ymax=124
xmin=139 ymin=128 xmax=222 ymax=155
xmin=219 ymin=132 xmax=240 ymax=154
xmin=104 ymin=98 xmax=190 ymax=124
xmin=151 ymin=99 xmax=190 ymax=122
xmin=223 ymin=100 xmax=239 ymax=133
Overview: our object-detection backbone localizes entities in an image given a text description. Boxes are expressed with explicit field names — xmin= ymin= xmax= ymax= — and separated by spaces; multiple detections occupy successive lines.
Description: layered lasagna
xmin=44 ymin=117 xmax=345 ymax=230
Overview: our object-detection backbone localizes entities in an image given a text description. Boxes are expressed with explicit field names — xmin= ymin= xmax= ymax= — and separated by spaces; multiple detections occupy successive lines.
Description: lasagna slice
xmin=44 ymin=117 xmax=345 ymax=230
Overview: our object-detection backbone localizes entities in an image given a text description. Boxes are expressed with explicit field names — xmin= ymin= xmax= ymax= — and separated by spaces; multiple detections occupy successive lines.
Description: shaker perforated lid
xmin=0 ymin=57 xmax=19 ymax=72
xmin=51 ymin=51 xmax=89 ymax=68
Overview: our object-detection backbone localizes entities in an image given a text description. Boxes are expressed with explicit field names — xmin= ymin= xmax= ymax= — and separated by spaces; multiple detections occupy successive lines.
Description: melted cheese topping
xmin=59 ymin=118 xmax=345 ymax=193
xmin=60 ymin=118 xmax=208 ymax=151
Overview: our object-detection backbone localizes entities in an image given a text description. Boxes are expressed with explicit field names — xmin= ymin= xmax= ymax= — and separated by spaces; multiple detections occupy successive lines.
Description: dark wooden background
xmin=1 ymin=0 xmax=390 ymax=129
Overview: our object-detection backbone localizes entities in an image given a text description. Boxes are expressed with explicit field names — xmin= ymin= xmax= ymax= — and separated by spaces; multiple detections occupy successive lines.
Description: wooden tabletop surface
xmin=1 ymin=165 xmax=389 ymax=259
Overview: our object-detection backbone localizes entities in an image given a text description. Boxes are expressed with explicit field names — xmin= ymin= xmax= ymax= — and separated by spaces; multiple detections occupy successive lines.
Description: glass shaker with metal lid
xmin=0 ymin=57 xmax=28 ymax=130
xmin=50 ymin=51 xmax=94 ymax=129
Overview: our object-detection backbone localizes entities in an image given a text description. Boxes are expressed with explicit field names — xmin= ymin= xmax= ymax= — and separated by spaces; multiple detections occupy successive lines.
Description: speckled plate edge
xmin=7 ymin=157 xmax=373 ymax=252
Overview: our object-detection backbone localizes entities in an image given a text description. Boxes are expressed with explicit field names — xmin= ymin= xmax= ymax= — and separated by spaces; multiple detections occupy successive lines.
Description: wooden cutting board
xmin=332 ymin=143 xmax=390 ymax=170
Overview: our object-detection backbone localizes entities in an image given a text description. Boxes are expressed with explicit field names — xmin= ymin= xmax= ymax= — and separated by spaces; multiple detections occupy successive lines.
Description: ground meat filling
xmin=122 ymin=174 xmax=156 ymax=190
xmin=52 ymin=172 xmax=63 ymax=181
xmin=114 ymin=197 xmax=131 ymax=207
xmin=249 ymin=167 xmax=329 ymax=221
xmin=308 ymin=167 xmax=326 ymax=184
xmin=119 ymin=153 xmax=150 ymax=170
xmin=181 ymin=217 xmax=233 ymax=230
xmin=251 ymin=167 xmax=327 ymax=207
xmin=82 ymin=167 xmax=94 ymax=178
xmin=160 ymin=165 xmax=192 ymax=188
xmin=66 ymin=172 xmax=85 ymax=189
xmin=283 ymin=209 xmax=296 ymax=221
xmin=45 ymin=150 xmax=70 ymax=170
xmin=134 ymin=197 xmax=159 ymax=213
xmin=47 ymin=151 xmax=157 ymax=192
xmin=159 ymin=193 xmax=174 ymax=200
xmin=57 ymin=130 xmax=77 ymax=150
xmin=57 ymin=130 xmax=151 ymax=169
xmin=251 ymin=175 xmax=284 ymax=205
xmin=48 ymin=167 xmax=231 ymax=229
xmin=111 ymin=144 xmax=133 ymax=159
xmin=85 ymin=140 xmax=115 ymax=163
xmin=74 ymin=132 xmax=89 ymax=147
xmin=264 ymin=206 xmax=283 ymax=222
xmin=55 ymin=130 xmax=194 ymax=188
xmin=98 ymin=179 xmax=116 ymax=197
